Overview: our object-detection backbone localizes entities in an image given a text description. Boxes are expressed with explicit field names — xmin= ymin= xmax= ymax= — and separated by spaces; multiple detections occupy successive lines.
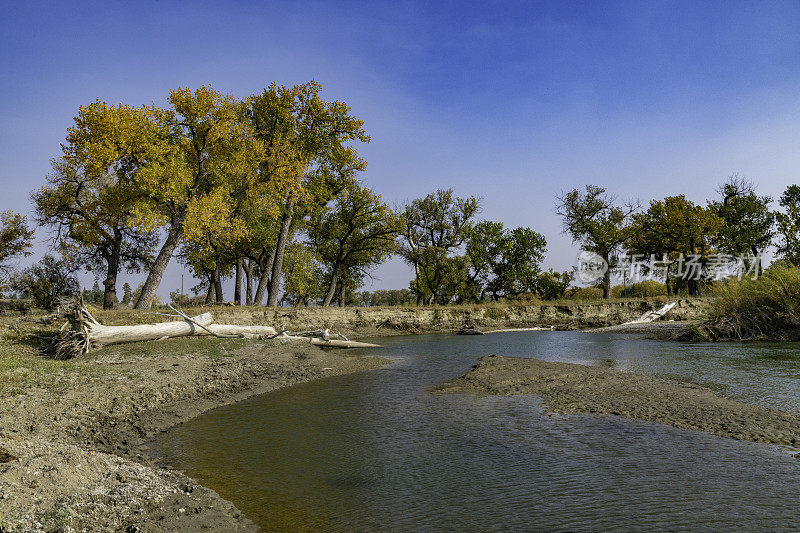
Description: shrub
xmin=708 ymin=264 xmax=800 ymax=339
xmin=611 ymin=280 xmax=667 ymax=298
xmin=9 ymin=255 xmax=79 ymax=309
xmin=534 ymin=269 xmax=574 ymax=301
xmin=169 ymin=289 xmax=205 ymax=307
xmin=566 ymin=287 xmax=603 ymax=300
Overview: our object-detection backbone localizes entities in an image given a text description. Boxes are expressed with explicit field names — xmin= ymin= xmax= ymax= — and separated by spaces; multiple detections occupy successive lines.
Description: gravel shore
xmin=0 ymin=337 xmax=388 ymax=532
xmin=435 ymin=355 xmax=800 ymax=449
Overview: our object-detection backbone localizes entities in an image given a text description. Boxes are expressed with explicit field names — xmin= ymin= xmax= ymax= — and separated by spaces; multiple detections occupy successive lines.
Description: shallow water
xmin=151 ymin=331 xmax=800 ymax=531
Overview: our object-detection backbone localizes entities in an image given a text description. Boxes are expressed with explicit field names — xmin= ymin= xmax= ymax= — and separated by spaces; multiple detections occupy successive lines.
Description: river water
xmin=151 ymin=331 xmax=800 ymax=531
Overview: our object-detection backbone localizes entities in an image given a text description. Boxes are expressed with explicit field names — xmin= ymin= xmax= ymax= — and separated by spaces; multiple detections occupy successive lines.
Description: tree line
xmin=0 ymin=81 xmax=798 ymax=308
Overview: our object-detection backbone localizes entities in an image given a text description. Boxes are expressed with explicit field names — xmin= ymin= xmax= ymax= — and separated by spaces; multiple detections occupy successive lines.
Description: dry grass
xmin=708 ymin=265 xmax=800 ymax=340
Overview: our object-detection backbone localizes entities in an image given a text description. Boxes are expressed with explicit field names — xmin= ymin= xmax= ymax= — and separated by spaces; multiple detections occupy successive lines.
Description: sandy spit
xmin=434 ymin=355 xmax=800 ymax=448
xmin=0 ymin=339 xmax=389 ymax=532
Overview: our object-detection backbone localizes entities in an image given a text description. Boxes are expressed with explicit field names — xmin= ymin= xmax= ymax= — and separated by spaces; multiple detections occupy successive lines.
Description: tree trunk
xmin=253 ymin=249 xmax=275 ymax=306
xmin=213 ymin=263 xmax=223 ymax=304
xmin=602 ymin=252 xmax=611 ymax=299
xmin=102 ymin=230 xmax=123 ymax=310
xmin=234 ymin=257 xmax=243 ymax=305
xmin=267 ymin=206 xmax=293 ymax=307
xmin=322 ymin=263 xmax=340 ymax=307
xmin=135 ymin=225 xmax=183 ymax=309
xmin=243 ymin=259 xmax=254 ymax=305
xmin=86 ymin=312 xmax=214 ymax=349
xmin=205 ymin=282 xmax=215 ymax=306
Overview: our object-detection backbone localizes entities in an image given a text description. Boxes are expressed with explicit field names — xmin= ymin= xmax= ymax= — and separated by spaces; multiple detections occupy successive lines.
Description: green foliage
xmin=629 ymin=195 xmax=722 ymax=295
xmin=169 ymin=289 xmax=204 ymax=307
xmin=82 ymin=281 xmax=105 ymax=306
xmin=9 ymin=255 xmax=79 ymax=309
xmin=489 ymin=227 xmax=548 ymax=298
xmin=611 ymin=280 xmax=667 ymax=298
xmin=33 ymin=154 xmax=156 ymax=309
xmin=775 ymin=184 xmax=800 ymax=266
xmin=466 ymin=222 xmax=548 ymax=300
xmin=708 ymin=264 xmax=800 ymax=340
xmin=308 ymin=181 xmax=401 ymax=305
xmin=121 ymin=282 xmax=132 ymax=305
xmin=400 ymin=189 xmax=480 ymax=304
xmin=556 ymin=185 xmax=639 ymax=298
xmin=534 ymin=269 xmax=575 ymax=300
xmin=0 ymin=210 xmax=34 ymax=288
xmin=247 ymin=81 xmax=371 ymax=307
xmin=709 ymin=175 xmax=774 ymax=263
xmin=281 ymin=242 xmax=323 ymax=306
xmin=357 ymin=289 xmax=415 ymax=307
xmin=566 ymin=287 xmax=604 ymax=300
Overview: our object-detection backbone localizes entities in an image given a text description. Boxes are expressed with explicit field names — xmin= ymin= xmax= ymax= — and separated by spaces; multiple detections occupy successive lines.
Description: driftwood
xmin=621 ymin=302 xmax=677 ymax=325
xmin=50 ymin=299 xmax=379 ymax=359
xmin=309 ymin=338 xmax=381 ymax=348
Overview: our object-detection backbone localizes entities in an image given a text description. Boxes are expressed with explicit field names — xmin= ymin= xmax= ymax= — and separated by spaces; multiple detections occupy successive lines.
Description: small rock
xmin=0 ymin=446 xmax=17 ymax=463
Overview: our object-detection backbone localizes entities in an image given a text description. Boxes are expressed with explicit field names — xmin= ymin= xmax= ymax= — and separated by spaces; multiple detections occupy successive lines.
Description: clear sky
xmin=2 ymin=0 xmax=800 ymax=298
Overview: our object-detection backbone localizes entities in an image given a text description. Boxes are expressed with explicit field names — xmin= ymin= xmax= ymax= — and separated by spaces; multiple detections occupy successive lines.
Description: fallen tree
xmin=49 ymin=300 xmax=380 ymax=359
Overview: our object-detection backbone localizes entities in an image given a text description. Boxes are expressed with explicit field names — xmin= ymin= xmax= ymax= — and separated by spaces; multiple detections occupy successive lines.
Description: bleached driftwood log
xmin=309 ymin=338 xmax=381 ymax=348
xmin=51 ymin=300 xmax=380 ymax=359
xmin=201 ymin=324 xmax=278 ymax=338
xmin=54 ymin=303 xmax=215 ymax=359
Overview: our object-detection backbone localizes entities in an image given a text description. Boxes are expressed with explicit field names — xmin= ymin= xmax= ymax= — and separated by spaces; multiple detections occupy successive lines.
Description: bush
xmin=566 ymin=287 xmax=603 ymax=300
xmin=169 ymin=289 xmax=205 ymax=307
xmin=611 ymin=280 xmax=667 ymax=298
xmin=534 ymin=269 xmax=574 ymax=301
xmin=9 ymin=255 xmax=79 ymax=309
xmin=708 ymin=264 xmax=800 ymax=339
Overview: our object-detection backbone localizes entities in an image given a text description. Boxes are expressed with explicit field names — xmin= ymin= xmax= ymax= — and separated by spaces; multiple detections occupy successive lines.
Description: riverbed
xmin=151 ymin=331 xmax=800 ymax=531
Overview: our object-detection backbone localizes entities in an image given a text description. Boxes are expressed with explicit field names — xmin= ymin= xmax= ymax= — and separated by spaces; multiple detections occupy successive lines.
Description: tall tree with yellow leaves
xmin=247 ymin=81 xmax=369 ymax=307
xmin=132 ymin=87 xmax=267 ymax=309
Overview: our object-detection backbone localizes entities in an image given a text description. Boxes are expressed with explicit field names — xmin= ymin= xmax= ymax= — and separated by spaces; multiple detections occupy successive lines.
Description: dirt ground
xmin=435 ymin=355 xmax=800 ymax=448
xmin=0 ymin=327 xmax=388 ymax=532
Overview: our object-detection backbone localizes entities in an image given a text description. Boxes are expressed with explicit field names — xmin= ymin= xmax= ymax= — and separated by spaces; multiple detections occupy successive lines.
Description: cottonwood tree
xmin=0 ymin=210 xmax=34 ymax=289
xmin=280 ymin=242 xmax=322 ymax=307
xmin=629 ymin=195 xmax=722 ymax=295
xmin=400 ymin=189 xmax=480 ymax=304
xmin=308 ymin=182 xmax=401 ymax=306
xmin=555 ymin=185 xmax=639 ymax=299
xmin=247 ymin=81 xmax=370 ymax=307
xmin=489 ymin=227 xmax=548 ymax=299
xmin=33 ymin=156 xmax=156 ymax=309
xmin=465 ymin=220 xmax=505 ymax=300
xmin=775 ymin=185 xmax=800 ymax=265
xmin=54 ymin=99 xmax=176 ymax=309
xmin=465 ymin=222 xmax=547 ymax=300
xmin=709 ymin=175 xmax=774 ymax=274
xmin=133 ymin=87 xmax=267 ymax=309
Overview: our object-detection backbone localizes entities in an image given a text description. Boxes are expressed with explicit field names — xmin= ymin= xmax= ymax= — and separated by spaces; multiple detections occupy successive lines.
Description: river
xmin=151 ymin=331 xmax=800 ymax=531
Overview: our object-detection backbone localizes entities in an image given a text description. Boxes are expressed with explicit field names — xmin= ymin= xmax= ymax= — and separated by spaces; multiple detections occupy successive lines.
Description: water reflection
xmin=151 ymin=332 xmax=800 ymax=531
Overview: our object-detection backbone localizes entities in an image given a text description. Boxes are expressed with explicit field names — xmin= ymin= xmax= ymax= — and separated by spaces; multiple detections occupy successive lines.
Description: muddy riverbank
xmin=435 ymin=355 xmax=800 ymax=448
xmin=0 ymin=335 xmax=388 ymax=532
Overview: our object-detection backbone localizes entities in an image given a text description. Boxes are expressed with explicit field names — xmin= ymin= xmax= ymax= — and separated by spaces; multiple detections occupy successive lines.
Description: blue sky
xmin=2 ymin=0 xmax=800 ymax=298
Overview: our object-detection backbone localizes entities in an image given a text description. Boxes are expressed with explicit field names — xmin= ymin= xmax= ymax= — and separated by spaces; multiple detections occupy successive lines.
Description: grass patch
xmin=97 ymin=336 xmax=251 ymax=360
xmin=708 ymin=265 xmax=800 ymax=340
